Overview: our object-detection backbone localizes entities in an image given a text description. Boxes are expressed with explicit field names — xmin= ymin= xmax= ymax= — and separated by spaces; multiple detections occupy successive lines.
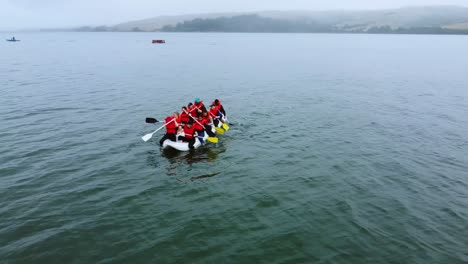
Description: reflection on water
xmin=190 ymin=172 xmax=221 ymax=181
xmin=146 ymin=144 xmax=227 ymax=181
xmin=162 ymin=146 xmax=225 ymax=164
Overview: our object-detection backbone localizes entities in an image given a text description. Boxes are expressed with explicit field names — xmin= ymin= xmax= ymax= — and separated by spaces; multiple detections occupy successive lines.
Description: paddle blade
xmin=207 ymin=137 xmax=219 ymax=143
xmin=215 ymin=127 xmax=225 ymax=135
xmin=146 ymin=117 xmax=159 ymax=124
xmin=141 ymin=133 xmax=153 ymax=142
xmin=222 ymin=123 xmax=230 ymax=131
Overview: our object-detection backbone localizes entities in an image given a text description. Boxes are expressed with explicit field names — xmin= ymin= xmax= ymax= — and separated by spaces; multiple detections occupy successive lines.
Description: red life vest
xmin=212 ymin=100 xmax=222 ymax=113
xmin=179 ymin=112 xmax=189 ymax=123
xmin=188 ymin=105 xmax=197 ymax=115
xmin=202 ymin=115 xmax=211 ymax=125
xmin=165 ymin=117 xmax=176 ymax=134
xmin=209 ymin=109 xmax=218 ymax=118
xmin=194 ymin=101 xmax=204 ymax=109
xmin=183 ymin=125 xmax=195 ymax=139
xmin=193 ymin=119 xmax=204 ymax=131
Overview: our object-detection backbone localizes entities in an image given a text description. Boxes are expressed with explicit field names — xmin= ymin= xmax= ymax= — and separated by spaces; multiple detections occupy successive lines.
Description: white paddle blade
xmin=141 ymin=133 xmax=153 ymax=142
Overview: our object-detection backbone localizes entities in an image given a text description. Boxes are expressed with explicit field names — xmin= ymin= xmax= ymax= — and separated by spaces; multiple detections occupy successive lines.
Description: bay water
xmin=1 ymin=32 xmax=468 ymax=263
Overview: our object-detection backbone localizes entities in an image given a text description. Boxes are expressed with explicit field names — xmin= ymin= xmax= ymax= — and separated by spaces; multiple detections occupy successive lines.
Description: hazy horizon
xmin=2 ymin=0 xmax=468 ymax=31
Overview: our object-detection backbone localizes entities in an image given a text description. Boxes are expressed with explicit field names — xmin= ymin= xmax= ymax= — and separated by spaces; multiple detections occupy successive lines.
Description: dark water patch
xmin=18 ymin=82 xmax=41 ymax=87
xmin=191 ymin=172 xmax=220 ymax=181
xmin=20 ymin=107 xmax=82 ymax=117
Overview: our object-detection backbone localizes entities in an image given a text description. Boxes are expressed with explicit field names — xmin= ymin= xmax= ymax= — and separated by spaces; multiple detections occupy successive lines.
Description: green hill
xmin=75 ymin=6 xmax=468 ymax=34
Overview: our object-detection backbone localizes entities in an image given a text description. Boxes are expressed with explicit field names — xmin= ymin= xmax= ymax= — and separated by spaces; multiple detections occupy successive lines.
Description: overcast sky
xmin=2 ymin=0 xmax=468 ymax=30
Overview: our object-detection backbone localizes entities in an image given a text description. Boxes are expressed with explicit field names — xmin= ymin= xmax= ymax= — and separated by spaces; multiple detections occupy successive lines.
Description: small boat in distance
xmin=152 ymin=40 xmax=165 ymax=44
xmin=6 ymin=37 xmax=20 ymax=42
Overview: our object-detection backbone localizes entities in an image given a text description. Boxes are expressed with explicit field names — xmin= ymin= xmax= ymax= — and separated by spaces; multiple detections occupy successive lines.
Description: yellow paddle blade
xmin=207 ymin=137 xmax=219 ymax=143
xmin=222 ymin=123 xmax=230 ymax=131
xmin=215 ymin=127 xmax=225 ymax=135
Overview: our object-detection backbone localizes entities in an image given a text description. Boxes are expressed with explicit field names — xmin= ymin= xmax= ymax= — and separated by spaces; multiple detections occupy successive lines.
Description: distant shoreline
xmin=8 ymin=6 xmax=468 ymax=35
xmin=35 ymin=30 xmax=468 ymax=36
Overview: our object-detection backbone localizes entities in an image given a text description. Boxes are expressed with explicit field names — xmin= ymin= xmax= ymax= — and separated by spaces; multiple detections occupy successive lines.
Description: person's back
xmin=179 ymin=107 xmax=190 ymax=124
xmin=159 ymin=115 xmax=178 ymax=146
xmin=209 ymin=105 xmax=219 ymax=124
xmin=194 ymin=97 xmax=206 ymax=113
xmin=213 ymin=99 xmax=226 ymax=117
xmin=201 ymin=111 xmax=216 ymax=137
xmin=179 ymin=121 xmax=196 ymax=149
xmin=187 ymin=103 xmax=197 ymax=116
xmin=183 ymin=122 xmax=195 ymax=139
xmin=193 ymin=115 xmax=205 ymax=134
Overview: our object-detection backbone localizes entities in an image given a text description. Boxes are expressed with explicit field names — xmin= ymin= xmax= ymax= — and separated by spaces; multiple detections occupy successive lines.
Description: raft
xmin=162 ymin=137 xmax=203 ymax=151
xmin=6 ymin=39 xmax=20 ymax=42
xmin=152 ymin=40 xmax=165 ymax=44
xmin=162 ymin=126 xmax=214 ymax=151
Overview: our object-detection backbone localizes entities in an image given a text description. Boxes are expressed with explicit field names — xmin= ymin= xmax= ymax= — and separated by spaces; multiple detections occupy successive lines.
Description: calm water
xmin=1 ymin=32 xmax=468 ymax=263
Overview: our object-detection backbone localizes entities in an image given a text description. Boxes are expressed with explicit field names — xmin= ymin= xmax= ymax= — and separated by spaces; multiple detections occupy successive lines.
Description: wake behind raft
xmin=141 ymin=98 xmax=229 ymax=152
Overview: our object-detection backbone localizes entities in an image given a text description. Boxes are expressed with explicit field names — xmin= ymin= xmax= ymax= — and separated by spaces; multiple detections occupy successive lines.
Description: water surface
xmin=1 ymin=32 xmax=468 ymax=263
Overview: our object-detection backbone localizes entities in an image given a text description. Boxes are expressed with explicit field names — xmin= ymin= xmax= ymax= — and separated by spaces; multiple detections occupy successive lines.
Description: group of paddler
xmin=141 ymin=98 xmax=229 ymax=150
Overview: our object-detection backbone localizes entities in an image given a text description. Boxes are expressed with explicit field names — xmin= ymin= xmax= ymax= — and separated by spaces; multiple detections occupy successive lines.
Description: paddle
xmin=215 ymin=126 xmax=225 ymax=135
xmin=141 ymin=118 xmax=175 ymax=142
xmin=196 ymin=135 xmax=218 ymax=143
xmin=145 ymin=117 xmax=159 ymax=124
xmin=209 ymin=114 xmax=224 ymax=134
xmin=212 ymin=116 xmax=228 ymax=133
xmin=209 ymin=110 xmax=229 ymax=132
xmin=183 ymin=110 xmax=218 ymax=144
xmin=219 ymin=114 xmax=230 ymax=131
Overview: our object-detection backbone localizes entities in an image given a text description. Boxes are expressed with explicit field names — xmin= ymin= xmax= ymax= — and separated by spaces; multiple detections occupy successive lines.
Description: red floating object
xmin=152 ymin=40 xmax=165 ymax=44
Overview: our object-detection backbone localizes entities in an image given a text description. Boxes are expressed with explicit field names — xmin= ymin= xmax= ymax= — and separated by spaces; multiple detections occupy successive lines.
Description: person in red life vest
xmin=193 ymin=114 xmax=206 ymax=143
xmin=194 ymin=97 xmax=207 ymax=114
xmin=201 ymin=111 xmax=216 ymax=137
xmin=159 ymin=113 xmax=179 ymax=146
xmin=178 ymin=107 xmax=190 ymax=124
xmin=209 ymin=104 xmax=222 ymax=127
xmin=212 ymin=99 xmax=226 ymax=117
xmin=178 ymin=119 xmax=197 ymax=150
xmin=187 ymin=102 xmax=198 ymax=116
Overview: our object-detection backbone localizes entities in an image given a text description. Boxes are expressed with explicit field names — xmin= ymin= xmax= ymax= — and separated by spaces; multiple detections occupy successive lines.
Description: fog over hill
xmin=73 ymin=6 xmax=468 ymax=34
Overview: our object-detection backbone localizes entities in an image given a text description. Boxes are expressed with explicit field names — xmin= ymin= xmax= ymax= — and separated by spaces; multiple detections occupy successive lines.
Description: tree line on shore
xmin=73 ymin=14 xmax=468 ymax=35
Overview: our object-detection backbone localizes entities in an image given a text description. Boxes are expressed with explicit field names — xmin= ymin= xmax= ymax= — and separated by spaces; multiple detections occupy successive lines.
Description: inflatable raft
xmin=162 ymin=137 xmax=203 ymax=151
xmin=162 ymin=126 xmax=214 ymax=151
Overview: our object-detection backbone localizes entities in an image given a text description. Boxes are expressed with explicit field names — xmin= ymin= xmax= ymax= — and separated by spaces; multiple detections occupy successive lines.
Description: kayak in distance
xmin=6 ymin=36 xmax=19 ymax=42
